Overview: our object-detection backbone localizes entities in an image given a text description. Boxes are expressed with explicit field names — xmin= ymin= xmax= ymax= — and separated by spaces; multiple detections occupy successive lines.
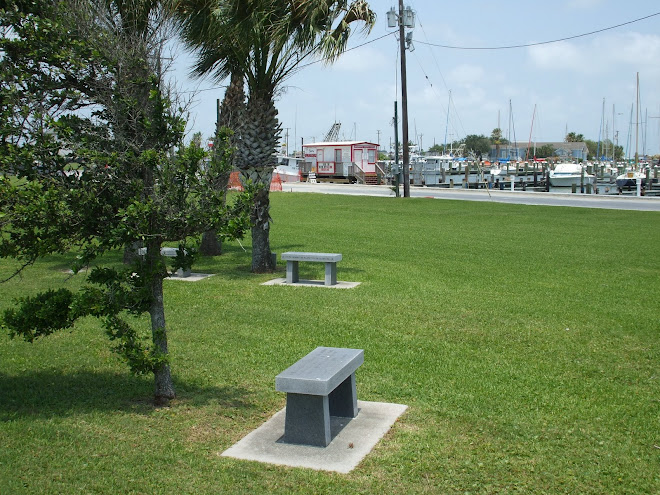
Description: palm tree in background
xmin=491 ymin=128 xmax=503 ymax=162
xmin=177 ymin=0 xmax=376 ymax=272
xmin=199 ymin=70 xmax=245 ymax=255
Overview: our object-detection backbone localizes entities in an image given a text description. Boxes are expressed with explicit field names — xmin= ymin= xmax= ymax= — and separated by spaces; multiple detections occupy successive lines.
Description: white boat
xmin=423 ymin=154 xmax=457 ymax=172
xmin=489 ymin=168 xmax=508 ymax=178
xmin=548 ymin=163 xmax=595 ymax=187
xmin=274 ymin=155 xmax=302 ymax=182
xmin=490 ymin=162 xmax=517 ymax=178
xmin=615 ymin=170 xmax=646 ymax=188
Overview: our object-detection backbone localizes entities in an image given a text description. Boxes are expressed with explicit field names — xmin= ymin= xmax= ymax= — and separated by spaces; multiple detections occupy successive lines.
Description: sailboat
xmin=490 ymin=100 xmax=519 ymax=178
xmin=616 ymin=73 xmax=646 ymax=189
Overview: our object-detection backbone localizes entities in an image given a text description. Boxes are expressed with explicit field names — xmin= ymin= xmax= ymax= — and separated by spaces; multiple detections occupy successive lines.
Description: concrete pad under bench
xmin=220 ymin=400 xmax=408 ymax=473
xmin=165 ymin=272 xmax=214 ymax=282
xmin=261 ymin=278 xmax=360 ymax=289
xmin=137 ymin=247 xmax=193 ymax=278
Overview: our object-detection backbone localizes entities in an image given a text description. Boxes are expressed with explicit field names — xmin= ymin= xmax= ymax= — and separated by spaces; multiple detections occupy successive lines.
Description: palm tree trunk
xmin=200 ymin=71 xmax=245 ymax=256
xmin=200 ymin=229 xmax=222 ymax=256
xmin=236 ymin=87 xmax=279 ymax=273
xmin=242 ymin=167 xmax=274 ymax=272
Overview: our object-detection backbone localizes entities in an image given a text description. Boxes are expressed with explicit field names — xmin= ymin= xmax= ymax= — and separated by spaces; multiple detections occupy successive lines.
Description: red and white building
xmin=302 ymin=141 xmax=381 ymax=183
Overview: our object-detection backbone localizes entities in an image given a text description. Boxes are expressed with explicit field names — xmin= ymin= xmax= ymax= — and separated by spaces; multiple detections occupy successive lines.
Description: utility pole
xmin=376 ymin=129 xmax=381 ymax=145
xmin=398 ymin=0 xmax=410 ymax=197
xmin=388 ymin=3 xmax=415 ymax=198
xmin=393 ymin=102 xmax=400 ymax=197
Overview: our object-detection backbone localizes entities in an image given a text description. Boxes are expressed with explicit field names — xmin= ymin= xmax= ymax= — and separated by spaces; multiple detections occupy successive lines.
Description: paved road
xmin=281 ymin=182 xmax=660 ymax=212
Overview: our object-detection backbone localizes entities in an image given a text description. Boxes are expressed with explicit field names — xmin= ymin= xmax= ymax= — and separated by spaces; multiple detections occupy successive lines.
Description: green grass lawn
xmin=1 ymin=192 xmax=659 ymax=494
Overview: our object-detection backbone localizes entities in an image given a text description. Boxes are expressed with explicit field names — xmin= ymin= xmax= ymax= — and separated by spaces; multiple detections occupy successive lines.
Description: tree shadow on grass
xmin=0 ymin=370 xmax=256 ymax=421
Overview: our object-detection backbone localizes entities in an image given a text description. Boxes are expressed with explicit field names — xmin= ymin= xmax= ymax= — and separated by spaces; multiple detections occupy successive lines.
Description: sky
xmin=172 ymin=0 xmax=660 ymax=158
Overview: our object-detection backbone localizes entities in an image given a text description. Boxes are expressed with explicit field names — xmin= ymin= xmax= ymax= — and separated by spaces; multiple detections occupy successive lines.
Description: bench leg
xmin=324 ymin=262 xmax=337 ymax=286
xmin=329 ymin=372 xmax=358 ymax=418
xmin=283 ymin=393 xmax=331 ymax=447
xmin=175 ymin=268 xmax=191 ymax=278
xmin=286 ymin=260 xmax=299 ymax=284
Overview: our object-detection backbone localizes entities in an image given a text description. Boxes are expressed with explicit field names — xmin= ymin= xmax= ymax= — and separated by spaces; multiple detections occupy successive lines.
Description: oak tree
xmin=0 ymin=0 xmax=252 ymax=404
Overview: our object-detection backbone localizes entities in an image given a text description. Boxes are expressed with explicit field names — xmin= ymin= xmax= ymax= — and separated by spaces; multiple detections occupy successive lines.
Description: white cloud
xmin=527 ymin=41 xmax=585 ymax=72
xmin=527 ymin=32 xmax=660 ymax=77
xmin=331 ymin=45 xmax=388 ymax=72
xmin=448 ymin=64 xmax=486 ymax=85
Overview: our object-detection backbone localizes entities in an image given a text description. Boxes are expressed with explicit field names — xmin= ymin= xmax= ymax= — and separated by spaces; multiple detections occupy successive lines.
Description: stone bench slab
xmin=137 ymin=247 xmax=186 ymax=257
xmin=281 ymin=252 xmax=342 ymax=263
xmin=276 ymin=347 xmax=363 ymax=396
xmin=137 ymin=247 xmax=190 ymax=277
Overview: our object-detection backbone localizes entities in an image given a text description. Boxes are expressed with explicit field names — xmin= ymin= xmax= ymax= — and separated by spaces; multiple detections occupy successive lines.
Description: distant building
xmin=489 ymin=141 xmax=589 ymax=161
xmin=302 ymin=141 xmax=381 ymax=184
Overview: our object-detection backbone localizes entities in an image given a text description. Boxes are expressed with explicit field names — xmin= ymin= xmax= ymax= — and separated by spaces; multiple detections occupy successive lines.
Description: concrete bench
xmin=137 ymin=247 xmax=190 ymax=277
xmin=276 ymin=347 xmax=364 ymax=447
xmin=281 ymin=251 xmax=342 ymax=286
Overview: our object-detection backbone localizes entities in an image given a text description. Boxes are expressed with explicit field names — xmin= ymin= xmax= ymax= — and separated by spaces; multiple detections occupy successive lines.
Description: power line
xmin=180 ymin=84 xmax=228 ymax=95
xmin=297 ymin=32 xmax=396 ymax=70
xmin=179 ymin=32 xmax=397 ymax=94
xmin=416 ymin=11 xmax=660 ymax=50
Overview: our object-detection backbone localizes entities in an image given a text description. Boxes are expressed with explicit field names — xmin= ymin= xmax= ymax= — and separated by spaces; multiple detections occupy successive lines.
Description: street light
xmin=387 ymin=2 xmax=415 ymax=198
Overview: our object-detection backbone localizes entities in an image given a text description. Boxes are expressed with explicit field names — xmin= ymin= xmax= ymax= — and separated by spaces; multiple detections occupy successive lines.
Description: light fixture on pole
xmin=387 ymin=2 xmax=415 ymax=198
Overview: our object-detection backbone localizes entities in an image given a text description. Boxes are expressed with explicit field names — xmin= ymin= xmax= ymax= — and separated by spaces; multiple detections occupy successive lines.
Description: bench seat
xmin=281 ymin=251 xmax=342 ymax=286
xmin=276 ymin=347 xmax=363 ymax=447
xmin=137 ymin=247 xmax=190 ymax=277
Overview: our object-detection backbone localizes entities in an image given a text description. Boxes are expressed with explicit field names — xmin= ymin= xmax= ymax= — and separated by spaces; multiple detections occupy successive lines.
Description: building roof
xmin=303 ymin=141 xmax=379 ymax=148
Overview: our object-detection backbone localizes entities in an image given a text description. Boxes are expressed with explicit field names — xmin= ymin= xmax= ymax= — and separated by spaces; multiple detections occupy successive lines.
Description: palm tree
xmin=565 ymin=131 xmax=584 ymax=143
xmin=199 ymin=70 xmax=245 ymax=255
xmin=177 ymin=0 xmax=376 ymax=272
xmin=491 ymin=128 xmax=503 ymax=162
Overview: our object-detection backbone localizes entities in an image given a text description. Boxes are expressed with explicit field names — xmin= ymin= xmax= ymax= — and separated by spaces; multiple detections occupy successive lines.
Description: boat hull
xmin=615 ymin=178 xmax=646 ymax=188
xmin=548 ymin=174 xmax=595 ymax=187
xmin=615 ymin=172 xmax=646 ymax=188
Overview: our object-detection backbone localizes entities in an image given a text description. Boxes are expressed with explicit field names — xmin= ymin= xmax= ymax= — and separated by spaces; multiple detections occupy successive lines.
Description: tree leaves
xmin=2 ymin=289 xmax=76 ymax=342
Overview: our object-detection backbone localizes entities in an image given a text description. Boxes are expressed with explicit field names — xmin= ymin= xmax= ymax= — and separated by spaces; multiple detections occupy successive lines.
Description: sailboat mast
xmin=635 ymin=72 xmax=639 ymax=169
xmin=507 ymin=99 xmax=511 ymax=160
xmin=526 ymin=104 xmax=536 ymax=161
xmin=643 ymin=107 xmax=647 ymax=159
xmin=596 ymin=97 xmax=604 ymax=162
xmin=510 ymin=100 xmax=518 ymax=160
xmin=627 ymin=103 xmax=633 ymax=162
xmin=443 ymin=90 xmax=451 ymax=155
xmin=612 ymin=104 xmax=615 ymax=161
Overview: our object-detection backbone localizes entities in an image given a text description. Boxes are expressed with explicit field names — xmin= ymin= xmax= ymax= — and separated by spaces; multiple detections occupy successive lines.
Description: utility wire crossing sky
xmin=174 ymin=1 xmax=660 ymax=157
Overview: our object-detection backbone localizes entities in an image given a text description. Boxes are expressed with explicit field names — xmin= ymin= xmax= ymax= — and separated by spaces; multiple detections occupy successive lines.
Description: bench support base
xmin=282 ymin=373 xmax=358 ymax=447
xmin=285 ymin=260 xmax=299 ymax=284
xmin=324 ymin=262 xmax=337 ymax=286
xmin=285 ymin=260 xmax=338 ymax=286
